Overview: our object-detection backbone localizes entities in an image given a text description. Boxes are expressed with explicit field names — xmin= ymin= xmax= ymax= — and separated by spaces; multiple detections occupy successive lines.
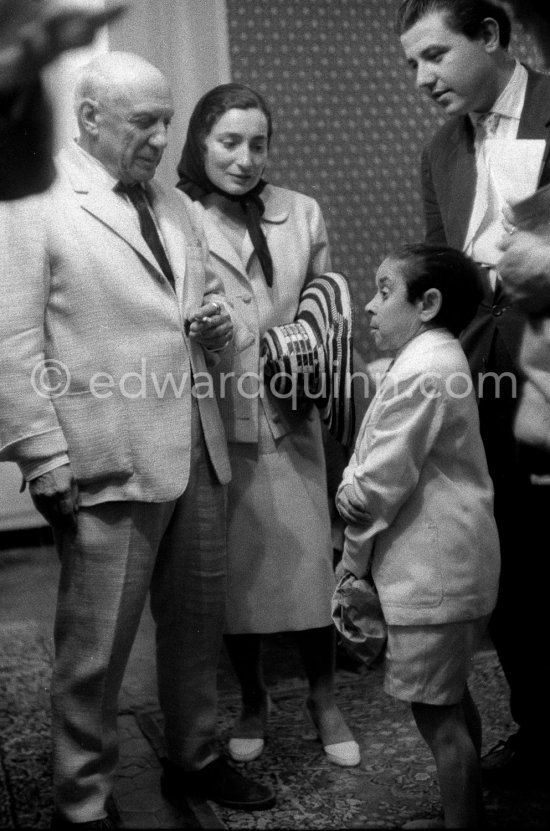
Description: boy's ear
xmin=418 ymin=287 xmax=442 ymax=323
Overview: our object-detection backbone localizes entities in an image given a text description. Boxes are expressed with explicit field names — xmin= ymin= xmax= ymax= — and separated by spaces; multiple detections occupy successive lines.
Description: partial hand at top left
xmin=0 ymin=1 xmax=127 ymax=90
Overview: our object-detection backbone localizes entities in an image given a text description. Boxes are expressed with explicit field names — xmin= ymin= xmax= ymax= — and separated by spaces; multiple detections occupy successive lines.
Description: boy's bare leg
xmin=461 ymin=684 xmax=482 ymax=758
xmin=411 ymin=696 xmax=484 ymax=828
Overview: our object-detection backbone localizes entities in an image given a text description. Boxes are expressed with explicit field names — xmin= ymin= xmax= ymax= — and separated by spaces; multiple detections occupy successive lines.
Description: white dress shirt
xmin=465 ymin=62 xmax=542 ymax=286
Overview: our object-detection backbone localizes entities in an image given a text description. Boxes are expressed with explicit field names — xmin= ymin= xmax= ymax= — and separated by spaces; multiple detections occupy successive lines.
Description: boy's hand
xmin=336 ymin=485 xmax=372 ymax=526
xmin=334 ymin=560 xmax=358 ymax=582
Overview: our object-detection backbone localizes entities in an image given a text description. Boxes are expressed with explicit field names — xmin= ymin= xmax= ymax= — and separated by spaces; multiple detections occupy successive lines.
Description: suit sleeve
xmin=338 ymin=370 xmax=445 ymax=576
xmin=0 ymin=193 xmax=69 ymax=479
xmin=421 ymin=146 xmax=447 ymax=245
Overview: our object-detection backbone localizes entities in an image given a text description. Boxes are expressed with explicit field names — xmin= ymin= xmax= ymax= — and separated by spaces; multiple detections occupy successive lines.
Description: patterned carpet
xmin=0 ymin=623 xmax=52 ymax=829
xmin=139 ymin=640 xmax=550 ymax=829
xmin=1 ymin=625 xmax=549 ymax=828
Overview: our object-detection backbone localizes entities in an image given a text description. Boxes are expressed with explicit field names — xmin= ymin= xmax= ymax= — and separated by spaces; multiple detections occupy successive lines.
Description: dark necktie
xmin=240 ymin=193 xmax=273 ymax=287
xmin=117 ymin=182 xmax=175 ymax=291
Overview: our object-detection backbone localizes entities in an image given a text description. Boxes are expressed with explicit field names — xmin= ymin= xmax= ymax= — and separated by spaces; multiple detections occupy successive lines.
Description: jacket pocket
xmin=374 ymin=521 xmax=444 ymax=609
xmin=53 ymin=392 xmax=133 ymax=486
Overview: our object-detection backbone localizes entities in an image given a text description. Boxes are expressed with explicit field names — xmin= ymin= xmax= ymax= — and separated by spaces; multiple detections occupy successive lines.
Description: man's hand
xmin=28 ymin=464 xmax=79 ymax=532
xmin=498 ymin=228 xmax=550 ymax=313
xmin=187 ymin=301 xmax=233 ymax=351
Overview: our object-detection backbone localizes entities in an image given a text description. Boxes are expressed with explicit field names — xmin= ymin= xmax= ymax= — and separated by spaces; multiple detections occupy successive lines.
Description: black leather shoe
xmin=50 ymin=817 xmax=116 ymax=830
xmin=161 ymin=756 xmax=276 ymax=811
xmin=482 ymin=734 xmax=549 ymax=788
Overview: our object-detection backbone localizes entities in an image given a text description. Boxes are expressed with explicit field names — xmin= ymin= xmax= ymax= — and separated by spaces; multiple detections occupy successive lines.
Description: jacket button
xmin=242 ymin=294 xmax=252 ymax=304
xmin=491 ymin=305 xmax=504 ymax=317
xmin=272 ymin=413 xmax=281 ymax=423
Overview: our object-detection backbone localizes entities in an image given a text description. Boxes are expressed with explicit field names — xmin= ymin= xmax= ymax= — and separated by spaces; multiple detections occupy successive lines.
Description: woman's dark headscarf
xmin=177 ymin=83 xmax=274 ymax=286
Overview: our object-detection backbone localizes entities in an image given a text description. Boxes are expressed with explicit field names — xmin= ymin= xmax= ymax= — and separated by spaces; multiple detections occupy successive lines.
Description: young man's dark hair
xmin=389 ymin=243 xmax=483 ymax=336
xmin=397 ymin=0 xmax=512 ymax=48
xmin=504 ymin=0 xmax=549 ymax=24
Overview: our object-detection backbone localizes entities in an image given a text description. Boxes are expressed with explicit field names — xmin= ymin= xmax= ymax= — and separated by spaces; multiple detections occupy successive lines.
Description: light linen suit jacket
xmin=197 ymin=184 xmax=332 ymax=443
xmin=0 ymin=142 xmax=232 ymax=504
xmin=421 ymin=67 xmax=550 ymax=376
xmin=338 ymin=329 xmax=500 ymax=626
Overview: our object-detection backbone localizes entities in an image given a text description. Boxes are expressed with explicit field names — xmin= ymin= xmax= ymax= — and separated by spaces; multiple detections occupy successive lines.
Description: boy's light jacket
xmin=339 ymin=328 xmax=500 ymax=626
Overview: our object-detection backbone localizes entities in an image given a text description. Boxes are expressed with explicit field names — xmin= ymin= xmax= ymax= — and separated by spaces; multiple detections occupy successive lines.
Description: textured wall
xmin=226 ymin=0 xmax=539 ymax=360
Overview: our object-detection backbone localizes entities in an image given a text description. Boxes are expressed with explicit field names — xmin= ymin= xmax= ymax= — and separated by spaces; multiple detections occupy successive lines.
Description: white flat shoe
xmin=228 ymin=736 xmax=265 ymax=762
xmin=323 ymin=739 xmax=361 ymax=767
xmin=228 ymin=696 xmax=271 ymax=762
xmin=304 ymin=699 xmax=361 ymax=767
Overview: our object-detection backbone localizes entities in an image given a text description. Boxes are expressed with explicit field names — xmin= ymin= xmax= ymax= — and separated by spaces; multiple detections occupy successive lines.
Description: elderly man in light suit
xmin=0 ymin=51 xmax=274 ymax=828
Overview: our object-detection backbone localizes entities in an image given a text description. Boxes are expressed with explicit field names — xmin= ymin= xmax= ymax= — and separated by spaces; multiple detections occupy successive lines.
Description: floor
xmin=1 ymin=532 xmax=548 ymax=829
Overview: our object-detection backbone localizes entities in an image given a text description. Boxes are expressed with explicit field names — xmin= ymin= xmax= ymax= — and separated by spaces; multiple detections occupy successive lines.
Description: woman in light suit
xmin=176 ymin=83 xmax=359 ymax=767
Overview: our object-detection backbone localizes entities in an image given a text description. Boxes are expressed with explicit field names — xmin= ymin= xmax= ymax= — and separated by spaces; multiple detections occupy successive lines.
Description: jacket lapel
xmin=204 ymin=184 xmax=291 ymax=280
xmin=202 ymin=211 xmax=249 ymax=282
xmin=59 ymin=145 xmax=167 ymax=279
xmin=255 ymin=184 xmax=289 ymax=272
xmin=517 ymin=68 xmax=550 ymax=186
xmin=148 ymin=183 xmax=190 ymax=306
xmin=80 ymin=188 xmax=164 ymax=277
xmin=444 ymin=119 xmax=477 ymax=249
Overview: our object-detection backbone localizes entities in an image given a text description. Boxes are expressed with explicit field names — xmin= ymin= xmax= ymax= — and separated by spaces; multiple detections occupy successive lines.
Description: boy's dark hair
xmin=396 ymin=0 xmax=512 ymax=48
xmin=388 ymin=243 xmax=483 ymax=336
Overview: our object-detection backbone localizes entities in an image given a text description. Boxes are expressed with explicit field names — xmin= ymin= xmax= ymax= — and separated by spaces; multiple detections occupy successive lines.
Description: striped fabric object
xmin=261 ymin=272 xmax=355 ymax=447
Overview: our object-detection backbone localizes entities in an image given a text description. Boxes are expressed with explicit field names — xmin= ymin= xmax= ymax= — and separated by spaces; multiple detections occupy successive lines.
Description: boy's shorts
xmin=384 ymin=615 xmax=490 ymax=706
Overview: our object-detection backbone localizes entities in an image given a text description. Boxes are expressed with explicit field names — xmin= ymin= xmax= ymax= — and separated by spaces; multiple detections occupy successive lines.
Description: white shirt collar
xmin=470 ymin=60 xmax=527 ymax=128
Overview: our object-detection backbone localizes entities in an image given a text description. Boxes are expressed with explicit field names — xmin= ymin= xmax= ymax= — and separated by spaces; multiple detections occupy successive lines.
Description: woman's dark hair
xmin=187 ymin=83 xmax=272 ymax=157
xmin=387 ymin=243 xmax=483 ymax=336
xmin=396 ymin=0 xmax=512 ymax=48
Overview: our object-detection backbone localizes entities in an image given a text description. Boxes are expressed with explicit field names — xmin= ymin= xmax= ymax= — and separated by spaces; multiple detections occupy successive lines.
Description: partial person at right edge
xmin=496 ymin=0 xmax=550 ymax=464
xmin=398 ymin=0 xmax=550 ymax=790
